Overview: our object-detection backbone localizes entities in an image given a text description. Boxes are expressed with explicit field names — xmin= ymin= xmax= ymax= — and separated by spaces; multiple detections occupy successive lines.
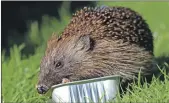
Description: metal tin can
xmin=51 ymin=75 xmax=120 ymax=103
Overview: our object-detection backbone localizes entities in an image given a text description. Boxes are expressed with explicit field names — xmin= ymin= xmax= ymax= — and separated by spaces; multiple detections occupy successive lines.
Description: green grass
xmin=2 ymin=1 xmax=169 ymax=102
xmin=114 ymin=67 xmax=169 ymax=102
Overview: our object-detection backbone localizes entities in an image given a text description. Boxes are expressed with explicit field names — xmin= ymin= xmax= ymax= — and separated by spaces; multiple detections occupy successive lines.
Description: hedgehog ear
xmin=75 ymin=35 xmax=93 ymax=51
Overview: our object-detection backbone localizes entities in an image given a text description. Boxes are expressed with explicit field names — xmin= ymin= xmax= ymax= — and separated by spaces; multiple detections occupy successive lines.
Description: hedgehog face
xmin=36 ymin=34 xmax=94 ymax=94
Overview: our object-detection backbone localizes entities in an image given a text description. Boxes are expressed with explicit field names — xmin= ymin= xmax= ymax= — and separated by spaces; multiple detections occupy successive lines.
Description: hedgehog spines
xmin=63 ymin=6 xmax=153 ymax=53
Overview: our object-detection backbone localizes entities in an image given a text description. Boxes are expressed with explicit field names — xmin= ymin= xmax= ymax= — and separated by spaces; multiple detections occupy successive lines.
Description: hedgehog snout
xmin=36 ymin=84 xmax=49 ymax=94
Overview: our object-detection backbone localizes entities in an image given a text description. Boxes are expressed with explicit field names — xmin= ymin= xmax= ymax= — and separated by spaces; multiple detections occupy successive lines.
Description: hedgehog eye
xmin=54 ymin=61 xmax=63 ymax=68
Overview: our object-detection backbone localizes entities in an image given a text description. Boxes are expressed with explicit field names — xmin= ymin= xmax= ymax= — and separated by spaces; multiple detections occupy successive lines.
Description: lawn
xmin=2 ymin=1 xmax=169 ymax=102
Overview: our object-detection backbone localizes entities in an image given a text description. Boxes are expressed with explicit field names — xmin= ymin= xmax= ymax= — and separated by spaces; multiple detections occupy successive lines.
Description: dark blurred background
xmin=1 ymin=1 xmax=96 ymax=55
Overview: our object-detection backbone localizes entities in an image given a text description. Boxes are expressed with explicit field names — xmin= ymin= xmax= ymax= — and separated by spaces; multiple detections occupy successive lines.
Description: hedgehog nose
xmin=36 ymin=85 xmax=48 ymax=94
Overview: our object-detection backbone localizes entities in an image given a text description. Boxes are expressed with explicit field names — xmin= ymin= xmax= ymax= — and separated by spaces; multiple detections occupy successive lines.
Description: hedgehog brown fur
xmin=37 ymin=6 xmax=156 ymax=94
xmin=61 ymin=6 xmax=153 ymax=52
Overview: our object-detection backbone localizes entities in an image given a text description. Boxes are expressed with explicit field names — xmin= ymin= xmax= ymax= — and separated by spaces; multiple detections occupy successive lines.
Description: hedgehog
xmin=36 ymin=6 xmax=156 ymax=94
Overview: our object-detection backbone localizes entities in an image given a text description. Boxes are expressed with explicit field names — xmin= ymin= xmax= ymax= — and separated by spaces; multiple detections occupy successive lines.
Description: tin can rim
xmin=51 ymin=75 xmax=121 ymax=89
